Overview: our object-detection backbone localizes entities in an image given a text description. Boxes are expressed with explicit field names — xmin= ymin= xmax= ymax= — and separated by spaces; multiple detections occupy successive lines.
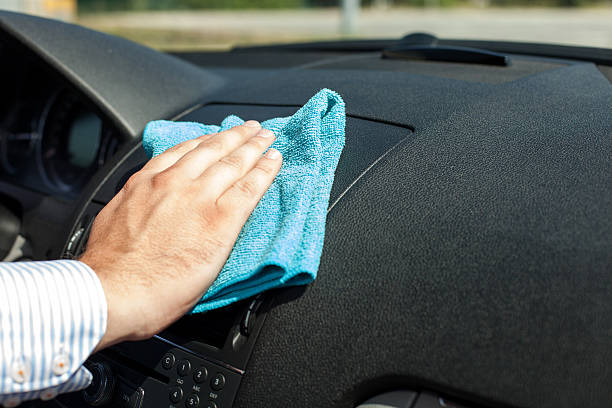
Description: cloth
xmin=0 ymin=260 xmax=107 ymax=406
xmin=143 ymin=88 xmax=346 ymax=312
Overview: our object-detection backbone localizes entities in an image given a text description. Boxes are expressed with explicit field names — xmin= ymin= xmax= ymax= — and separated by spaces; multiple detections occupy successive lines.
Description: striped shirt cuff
xmin=0 ymin=260 xmax=108 ymax=406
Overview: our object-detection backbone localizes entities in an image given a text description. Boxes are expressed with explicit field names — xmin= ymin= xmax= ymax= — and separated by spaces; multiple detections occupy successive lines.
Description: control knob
xmin=82 ymin=362 xmax=116 ymax=406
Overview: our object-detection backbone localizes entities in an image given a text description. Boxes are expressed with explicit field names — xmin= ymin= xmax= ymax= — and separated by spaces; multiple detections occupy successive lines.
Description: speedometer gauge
xmin=0 ymin=38 xmax=123 ymax=200
xmin=0 ymin=97 xmax=42 ymax=175
xmin=0 ymin=129 xmax=39 ymax=175
xmin=39 ymin=91 xmax=118 ymax=194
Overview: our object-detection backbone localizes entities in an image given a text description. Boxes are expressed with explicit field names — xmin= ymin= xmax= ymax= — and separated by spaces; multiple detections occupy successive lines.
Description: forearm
xmin=0 ymin=260 xmax=107 ymax=406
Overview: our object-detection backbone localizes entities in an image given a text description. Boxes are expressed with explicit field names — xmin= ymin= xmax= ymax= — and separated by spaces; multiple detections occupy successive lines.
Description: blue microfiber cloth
xmin=143 ymin=89 xmax=345 ymax=312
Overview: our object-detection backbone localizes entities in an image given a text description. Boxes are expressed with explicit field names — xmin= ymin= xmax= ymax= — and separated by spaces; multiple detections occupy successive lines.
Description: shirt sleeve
xmin=0 ymin=260 xmax=108 ymax=407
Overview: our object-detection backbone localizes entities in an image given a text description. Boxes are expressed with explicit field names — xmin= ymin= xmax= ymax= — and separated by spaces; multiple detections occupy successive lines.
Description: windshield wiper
xmin=382 ymin=33 xmax=510 ymax=66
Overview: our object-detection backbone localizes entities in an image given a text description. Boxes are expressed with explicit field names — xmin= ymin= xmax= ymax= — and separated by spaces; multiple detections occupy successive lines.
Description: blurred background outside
xmin=1 ymin=0 xmax=612 ymax=51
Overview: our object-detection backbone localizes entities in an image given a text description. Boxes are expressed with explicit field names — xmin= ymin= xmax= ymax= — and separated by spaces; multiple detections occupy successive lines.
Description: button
xmin=2 ymin=396 xmax=21 ymax=407
xmin=193 ymin=366 xmax=207 ymax=383
xmin=169 ymin=386 xmax=183 ymax=403
xmin=204 ymin=402 xmax=218 ymax=408
xmin=115 ymin=383 xmax=145 ymax=408
xmin=177 ymin=359 xmax=191 ymax=377
xmin=10 ymin=359 xmax=30 ymax=383
xmin=40 ymin=388 xmax=58 ymax=401
xmin=210 ymin=373 xmax=225 ymax=391
xmin=162 ymin=352 xmax=176 ymax=369
xmin=52 ymin=352 xmax=70 ymax=376
xmin=185 ymin=394 xmax=200 ymax=408
xmin=120 ymin=386 xmax=145 ymax=408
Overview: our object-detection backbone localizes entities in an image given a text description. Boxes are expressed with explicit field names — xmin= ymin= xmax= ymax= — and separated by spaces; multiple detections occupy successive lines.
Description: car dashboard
xmin=1 ymin=10 xmax=612 ymax=408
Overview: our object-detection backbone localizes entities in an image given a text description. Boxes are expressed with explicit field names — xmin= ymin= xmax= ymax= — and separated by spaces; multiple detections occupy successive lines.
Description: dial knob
xmin=82 ymin=362 xmax=116 ymax=406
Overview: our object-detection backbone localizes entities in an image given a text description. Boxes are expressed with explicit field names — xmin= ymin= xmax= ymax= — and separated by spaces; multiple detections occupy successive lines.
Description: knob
xmin=82 ymin=362 xmax=116 ymax=406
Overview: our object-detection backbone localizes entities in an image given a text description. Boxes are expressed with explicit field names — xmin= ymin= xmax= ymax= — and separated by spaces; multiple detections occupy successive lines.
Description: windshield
xmin=3 ymin=0 xmax=611 ymax=51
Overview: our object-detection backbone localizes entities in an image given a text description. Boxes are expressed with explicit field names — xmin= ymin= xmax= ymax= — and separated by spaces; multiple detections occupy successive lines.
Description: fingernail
xmin=244 ymin=120 xmax=261 ymax=128
xmin=258 ymin=129 xmax=275 ymax=138
xmin=266 ymin=148 xmax=280 ymax=159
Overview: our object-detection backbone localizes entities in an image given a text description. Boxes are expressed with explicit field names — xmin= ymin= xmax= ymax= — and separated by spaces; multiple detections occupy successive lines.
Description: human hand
xmin=79 ymin=121 xmax=282 ymax=351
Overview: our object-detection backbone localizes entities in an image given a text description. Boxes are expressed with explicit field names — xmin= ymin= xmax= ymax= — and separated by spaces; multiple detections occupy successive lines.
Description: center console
xmin=74 ymin=294 xmax=270 ymax=408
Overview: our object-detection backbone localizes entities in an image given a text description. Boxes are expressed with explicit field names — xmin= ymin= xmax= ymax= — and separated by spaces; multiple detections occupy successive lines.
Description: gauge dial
xmin=39 ymin=91 xmax=118 ymax=194
xmin=0 ymin=100 xmax=43 ymax=175
xmin=0 ymin=44 xmax=47 ymax=176
xmin=0 ymin=40 xmax=121 ymax=198
xmin=0 ymin=129 xmax=39 ymax=175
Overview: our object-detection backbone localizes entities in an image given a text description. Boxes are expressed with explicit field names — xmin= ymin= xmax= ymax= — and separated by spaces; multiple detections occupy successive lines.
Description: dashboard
xmin=1 ymin=9 xmax=612 ymax=408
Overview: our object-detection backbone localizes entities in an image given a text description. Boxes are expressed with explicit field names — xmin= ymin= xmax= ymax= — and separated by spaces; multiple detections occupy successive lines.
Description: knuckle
xmin=248 ymin=135 xmax=270 ymax=150
xmin=122 ymin=172 xmax=148 ymax=192
xmin=219 ymin=155 xmax=243 ymax=171
xmin=151 ymin=171 xmax=180 ymax=189
xmin=199 ymin=204 xmax=221 ymax=227
xmin=215 ymin=196 xmax=235 ymax=214
xmin=201 ymin=137 xmax=225 ymax=153
xmin=133 ymin=323 xmax=157 ymax=341
xmin=235 ymin=179 xmax=259 ymax=197
xmin=255 ymin=160 xmax=276 ymax=175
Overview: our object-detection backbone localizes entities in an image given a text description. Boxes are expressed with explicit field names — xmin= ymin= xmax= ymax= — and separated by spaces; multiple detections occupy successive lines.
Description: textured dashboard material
xmin=215 ymin=61 xmax=612 ymax=407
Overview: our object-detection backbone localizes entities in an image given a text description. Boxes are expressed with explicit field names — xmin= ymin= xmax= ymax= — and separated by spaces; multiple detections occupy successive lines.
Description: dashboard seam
xmin=327 ymin=136 xmax=409 ymax=214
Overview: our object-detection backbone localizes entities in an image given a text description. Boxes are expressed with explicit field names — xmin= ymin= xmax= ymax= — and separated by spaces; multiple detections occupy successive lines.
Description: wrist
xmin=81 ymin=253 xmax=168 ymax=352
xmin=79 ymin=254 xmax=128 ymax=351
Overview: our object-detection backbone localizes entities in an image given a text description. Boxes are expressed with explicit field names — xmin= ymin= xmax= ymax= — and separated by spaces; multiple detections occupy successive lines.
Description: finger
xmin=197 ymin=128 xmax=276 ymax=197
xmin=216 ymin=148 xmax=282 ymax=223
xmin=141 ymin=133 xmax=212 ymax=173
xmin=166 ymin=120 xmax=262 ymax=179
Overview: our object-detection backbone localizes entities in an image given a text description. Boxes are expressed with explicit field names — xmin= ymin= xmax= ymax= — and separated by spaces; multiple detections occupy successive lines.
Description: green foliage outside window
xmin=77 ymin=0 xmax=611 ymax=12
xmin=79 ymin=0 xmax=304 ymax=11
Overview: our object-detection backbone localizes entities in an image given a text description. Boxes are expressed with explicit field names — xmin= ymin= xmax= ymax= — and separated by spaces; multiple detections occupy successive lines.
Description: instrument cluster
xmin=0 ymin=39 xmax=120 ymax=199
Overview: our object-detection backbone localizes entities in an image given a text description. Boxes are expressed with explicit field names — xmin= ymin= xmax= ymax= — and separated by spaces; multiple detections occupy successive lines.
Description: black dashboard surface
xmin=1 ymin=10 xmax=611 ymax=408
xmin=217 ymin=61 xmax=612 ymax=408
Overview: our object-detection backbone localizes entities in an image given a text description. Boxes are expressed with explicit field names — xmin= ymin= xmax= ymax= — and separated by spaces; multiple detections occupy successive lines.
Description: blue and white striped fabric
xmin=0 ymin=260 xmax=107 ymax=407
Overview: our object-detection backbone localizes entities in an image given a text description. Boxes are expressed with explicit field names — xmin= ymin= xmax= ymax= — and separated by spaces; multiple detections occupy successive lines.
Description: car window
xmin=2 ymin=0 xmax=611 ymax=51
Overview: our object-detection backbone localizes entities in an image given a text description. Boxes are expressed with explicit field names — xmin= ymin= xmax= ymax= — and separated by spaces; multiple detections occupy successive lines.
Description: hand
xmin=79 ymin=121 xmax=282 ymax=351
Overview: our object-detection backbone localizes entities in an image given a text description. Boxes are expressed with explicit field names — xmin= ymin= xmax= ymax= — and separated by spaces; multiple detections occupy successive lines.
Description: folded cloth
xmin=143 ymin=88 xmax=346 ymax=312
